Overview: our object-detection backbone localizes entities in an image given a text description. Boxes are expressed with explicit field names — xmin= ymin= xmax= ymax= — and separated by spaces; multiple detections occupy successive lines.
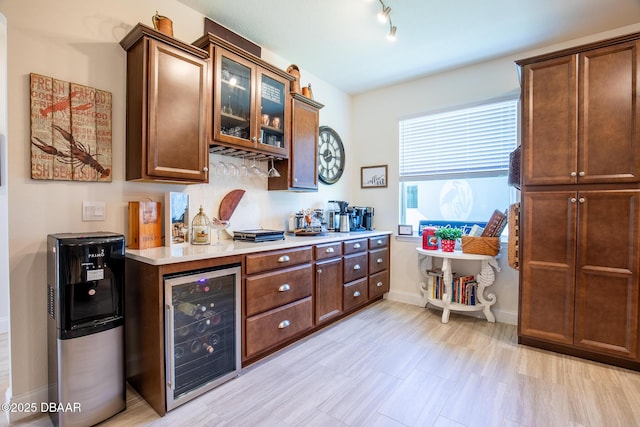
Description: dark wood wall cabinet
xmin=516 ymin=31 xmax=640 ymax=370
xmin=269 ymin=93 xmax=324 ymax=191
xmin=125 ymin=233 xmax=391 ymax=415
xmin=193 ymin=33 xmax=295 ymax=160
xmin=120 ymin=24 xmax=210 ymax=183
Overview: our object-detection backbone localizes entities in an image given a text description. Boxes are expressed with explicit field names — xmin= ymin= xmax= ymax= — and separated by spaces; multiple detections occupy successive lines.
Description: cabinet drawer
xmin=369 ymin=270 xmax=390 ymax=300
xmin=245 ymin=264 xmax=313 ymax=317
xmin=315 ymin=242 xmax=343 ymax=260
xmin=343 ymin=238 xmax=367 ymax=255
xmin=369 ymin=235 xmax=389 ymax=250
xmin=369 ymin=248 xmax=389 ymax=274
xmin=343 ymin=253 xmax=368 ymax=283
xmin=245 ymin=297 xmax=312 ymax=358
xmin=343 ymin=278 xmax=368 ymax=311
xmin=245 ymin=246 xmax=313 ymax=275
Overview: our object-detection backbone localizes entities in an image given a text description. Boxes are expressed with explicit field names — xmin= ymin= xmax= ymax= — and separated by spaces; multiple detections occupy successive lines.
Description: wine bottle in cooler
xmin=176 ymin=301 xmax=206 ymax=317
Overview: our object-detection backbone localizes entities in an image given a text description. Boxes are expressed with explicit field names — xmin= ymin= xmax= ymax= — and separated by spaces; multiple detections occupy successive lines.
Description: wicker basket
xmin=461 ymin=236 xmax=500 ymax=256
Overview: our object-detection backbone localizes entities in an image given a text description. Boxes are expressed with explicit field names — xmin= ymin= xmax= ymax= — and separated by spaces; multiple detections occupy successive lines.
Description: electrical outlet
xmin=82 ymin=201 xmax=106 ymax=221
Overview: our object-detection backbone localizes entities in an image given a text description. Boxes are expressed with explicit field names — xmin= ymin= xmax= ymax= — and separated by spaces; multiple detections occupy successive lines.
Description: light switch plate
xmin=82 ymin=201 xmax=106 ymax=221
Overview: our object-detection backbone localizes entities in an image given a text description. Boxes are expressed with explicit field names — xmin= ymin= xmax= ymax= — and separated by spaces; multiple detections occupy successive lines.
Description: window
xmin=399 ymin=97 xmax=518 ymax=232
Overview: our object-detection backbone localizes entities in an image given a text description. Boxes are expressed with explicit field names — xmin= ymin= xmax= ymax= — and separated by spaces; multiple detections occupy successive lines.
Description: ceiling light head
xmin=387 ymin=25 xmax=397 ymax=41
xmin=378 ymin=6 xmax=391 ymax=23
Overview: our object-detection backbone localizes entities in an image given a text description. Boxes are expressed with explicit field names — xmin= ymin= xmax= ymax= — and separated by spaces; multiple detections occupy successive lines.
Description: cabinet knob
xmin=579 ymin=171 xmax=585 ymax=177
xmin=570 ymin=197 xmax=577 ymax=203
xmin=278 ymin=255 xmax=290 ymax=263
xmin=377 ymin=258 xmax=383 ymax=264
xmin=252 ymin=136 xmax=257 ymax=142
xmin=278 ymin=320 xmax=291 ymax=329
xmin=203 ymin=167 xmax=208 ymax=172
xmin=377 ymin=239 xmax=383 ymax=245
xmin=353 ymin=264 xmax=361 ymax=270
xmin=258 ymin=137 xmax=263 ymax=143
xmin=376 ymin=281 xmax=383 ymax=287
xmin=326 ymin=247 xmax=335 ymax=253
xmin=579 ymin=197 xmax=585 ymax=203
xmin=278 ymin=284 xmax=291 ymax=292
xmin=570 ymin=171 xmax=577 ymax=177
xmin=317 ymin=268 xmax=323 ymax=274
xmin=353 ymin=291 xmax=361 ymax=298
xmin=354 ymin=243 xmax=361 ymax=249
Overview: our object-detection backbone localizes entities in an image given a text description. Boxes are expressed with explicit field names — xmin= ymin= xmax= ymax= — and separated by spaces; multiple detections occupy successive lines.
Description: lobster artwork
xmin=29 ymin=74 xmax=113 ymax=182
xmin=31 ymin=125 xmax=111 ymax=179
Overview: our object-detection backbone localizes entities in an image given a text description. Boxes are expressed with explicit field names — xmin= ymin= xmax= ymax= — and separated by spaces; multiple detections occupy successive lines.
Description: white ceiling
xmin=177 ymin=0 xmax=640 ymax=94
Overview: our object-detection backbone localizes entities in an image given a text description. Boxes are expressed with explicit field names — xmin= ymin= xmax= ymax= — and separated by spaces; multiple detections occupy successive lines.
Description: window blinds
xmin=399 ymin=99 xmax=518 ymax=181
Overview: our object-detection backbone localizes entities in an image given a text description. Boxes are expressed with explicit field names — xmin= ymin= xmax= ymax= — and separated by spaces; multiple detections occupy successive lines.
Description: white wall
xmin=350 ymin=22 xmax=640 ymax=325
xmin=0 ymin=0 xmax=352 ymax=421
xmin=0 ymin=13 xmax=8 ymax=336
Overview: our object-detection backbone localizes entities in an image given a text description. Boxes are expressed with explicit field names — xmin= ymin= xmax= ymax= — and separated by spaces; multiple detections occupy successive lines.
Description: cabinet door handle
xmin=317 ymin=268 xmax=323 ymax=274
xmin=278 ymin=284 xmax=291 ymax=292
xmin=252 ymin=136 xmax=257 ymax=142
xmin=326 ymin=247 xmax=335 ymax=253
xmin=258 ymin=137 xmax=263 ymax=143
xmin=203 ymin=166 xmax=208 ymax=172
xmin=353 ymin=264 xmax=361 ymax=270
xmin=579 ymin=171 xmax=585 ymax=177
xmin=377 ymin=258 xmax=383 ymax=264
xmin=570 ymin=197 xmax=577 ymax=203
xmin=278 ymin=255 xmax=290 ymax=263
xmin=570 ymin=171 xmax=577 ymax=177
xmin=354 ymin=243 xmax=361 ymax=249
xmin=353 ymin=291 xmax=361 ymax=298
xmin=579 ymin=197 xmax=585 ymax=203
xmin=376 ymin=281 xmax=383 ymax=287
xmin=278 ymin=320 xmax=291 ymax=329
xmin=376 ymin=239 xmax=383 ymax=245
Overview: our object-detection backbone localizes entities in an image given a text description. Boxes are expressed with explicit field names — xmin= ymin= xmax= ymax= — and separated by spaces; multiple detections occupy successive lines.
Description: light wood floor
xmin=4 ymin=300 xmax=640 ymax=426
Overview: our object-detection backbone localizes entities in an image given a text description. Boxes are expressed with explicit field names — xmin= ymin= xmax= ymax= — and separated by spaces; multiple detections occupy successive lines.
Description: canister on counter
xmin=422 ymin=227 xmax=438 ymax=250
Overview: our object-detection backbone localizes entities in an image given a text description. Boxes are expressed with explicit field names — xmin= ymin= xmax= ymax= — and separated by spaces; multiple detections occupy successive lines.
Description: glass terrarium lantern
xmin=191 ymin=206 xmax=211 ymax=245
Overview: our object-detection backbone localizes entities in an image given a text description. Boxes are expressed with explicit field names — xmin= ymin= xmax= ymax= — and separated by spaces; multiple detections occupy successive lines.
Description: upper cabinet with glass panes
xmin=193 ymin=34 xmax=294 ymax=159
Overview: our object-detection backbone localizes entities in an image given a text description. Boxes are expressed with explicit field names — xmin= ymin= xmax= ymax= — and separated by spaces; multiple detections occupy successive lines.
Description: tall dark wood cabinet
xmin=120 ymin=23 xmax=210 ymax=183
xmin=517 ymin=31 xmax=640 ymax=370
xmin=269 ymin=93 xmax=324 ymax=191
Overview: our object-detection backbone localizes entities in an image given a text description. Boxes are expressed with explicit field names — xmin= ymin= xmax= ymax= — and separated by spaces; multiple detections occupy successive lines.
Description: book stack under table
xmin=416 ymin=247 xmax=501 ymax=323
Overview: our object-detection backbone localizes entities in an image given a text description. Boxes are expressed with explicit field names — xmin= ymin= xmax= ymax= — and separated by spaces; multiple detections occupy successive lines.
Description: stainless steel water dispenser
xmin=47 ymin=232 xmax=126 ymax=426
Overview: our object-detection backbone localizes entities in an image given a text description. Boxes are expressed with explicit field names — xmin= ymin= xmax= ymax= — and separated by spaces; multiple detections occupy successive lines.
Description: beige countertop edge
xmin=125 ymin=230 xmax=392 ymax=265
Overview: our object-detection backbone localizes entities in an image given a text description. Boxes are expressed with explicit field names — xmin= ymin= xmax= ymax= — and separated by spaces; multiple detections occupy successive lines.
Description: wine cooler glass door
xmin=164 ymin=265 xmax=241 ymax=411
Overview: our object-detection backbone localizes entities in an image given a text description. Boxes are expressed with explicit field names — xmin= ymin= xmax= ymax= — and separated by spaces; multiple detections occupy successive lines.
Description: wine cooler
xmin=164 ymin=265 xmax=241 ymax=410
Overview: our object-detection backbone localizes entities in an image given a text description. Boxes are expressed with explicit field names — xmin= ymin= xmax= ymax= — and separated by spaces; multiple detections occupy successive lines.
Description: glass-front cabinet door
xmin=257 ymin=71 xmax=289 ymax=157
xmin=212 ymin=47 xmax=290 ymax=157
xmin=214 ymin=49 xmax=255 ymax=149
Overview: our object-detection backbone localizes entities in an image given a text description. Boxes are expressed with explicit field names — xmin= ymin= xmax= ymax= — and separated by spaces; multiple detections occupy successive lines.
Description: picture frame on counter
xmin=398 ymin=224 xmax=413 ymax=236
xmin=165 ymin=192 xmax=189 ymax=247
xmin=361 ymin=164 xmax=388 ymax=188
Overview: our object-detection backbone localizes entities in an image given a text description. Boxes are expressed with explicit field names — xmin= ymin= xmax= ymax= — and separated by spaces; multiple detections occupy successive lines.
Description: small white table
xmin=416 ymin=247 xmax=500 ymax=323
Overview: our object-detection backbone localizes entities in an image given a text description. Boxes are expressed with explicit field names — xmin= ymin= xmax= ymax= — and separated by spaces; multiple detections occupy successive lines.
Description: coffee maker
xmin=329 ymin=200 xmax=350 ymax=232
xmin=363 ymin=207 xmax=374 ymax=230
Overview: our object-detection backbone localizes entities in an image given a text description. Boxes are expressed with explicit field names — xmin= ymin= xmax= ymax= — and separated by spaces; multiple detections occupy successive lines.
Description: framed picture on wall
xmin=361 ymin=165 xmax=388 ymax=188
xmin=165 ymin=192 xmax=189 ymax=246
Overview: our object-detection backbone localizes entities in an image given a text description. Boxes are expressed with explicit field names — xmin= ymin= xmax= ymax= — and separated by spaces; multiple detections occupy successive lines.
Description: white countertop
xmin=126 ymin=230 xmax=392 ymax=265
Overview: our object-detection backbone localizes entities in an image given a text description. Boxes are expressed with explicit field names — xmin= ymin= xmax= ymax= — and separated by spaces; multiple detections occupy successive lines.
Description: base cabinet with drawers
xmin=243 ymin=247 xmax=313 ymax=361
xmin=124 ymin=232 xmax=391 ymax=415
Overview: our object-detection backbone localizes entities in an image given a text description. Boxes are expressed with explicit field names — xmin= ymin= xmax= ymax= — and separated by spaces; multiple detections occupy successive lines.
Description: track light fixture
xmin=375 ymin=0 xmax=397 ymax=41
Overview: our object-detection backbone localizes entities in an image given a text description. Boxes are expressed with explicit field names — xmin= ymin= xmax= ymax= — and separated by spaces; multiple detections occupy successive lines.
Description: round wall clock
xmin=318 ymin=126 xmax=345 ymax=185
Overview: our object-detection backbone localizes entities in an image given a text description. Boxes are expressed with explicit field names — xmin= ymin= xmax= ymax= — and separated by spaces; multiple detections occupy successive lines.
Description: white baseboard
xmin=0 ymin=316 xmax=8 ymax=334
xmin=4 ymin=384 xmax=48 ymax=423
xmin=386 ymin=290 xmax=518 ymax=326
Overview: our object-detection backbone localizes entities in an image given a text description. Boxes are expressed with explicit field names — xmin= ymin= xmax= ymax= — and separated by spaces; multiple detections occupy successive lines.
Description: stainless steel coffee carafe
xmin=330 ymin=200 xmax=350 ymax=232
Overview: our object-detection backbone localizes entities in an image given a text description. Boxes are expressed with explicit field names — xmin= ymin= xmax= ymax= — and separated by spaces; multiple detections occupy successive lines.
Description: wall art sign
xmin=361 ymin=164 xmax=388 ymax=188
xmin=29 ymin=73 xmax=112 ymax=181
